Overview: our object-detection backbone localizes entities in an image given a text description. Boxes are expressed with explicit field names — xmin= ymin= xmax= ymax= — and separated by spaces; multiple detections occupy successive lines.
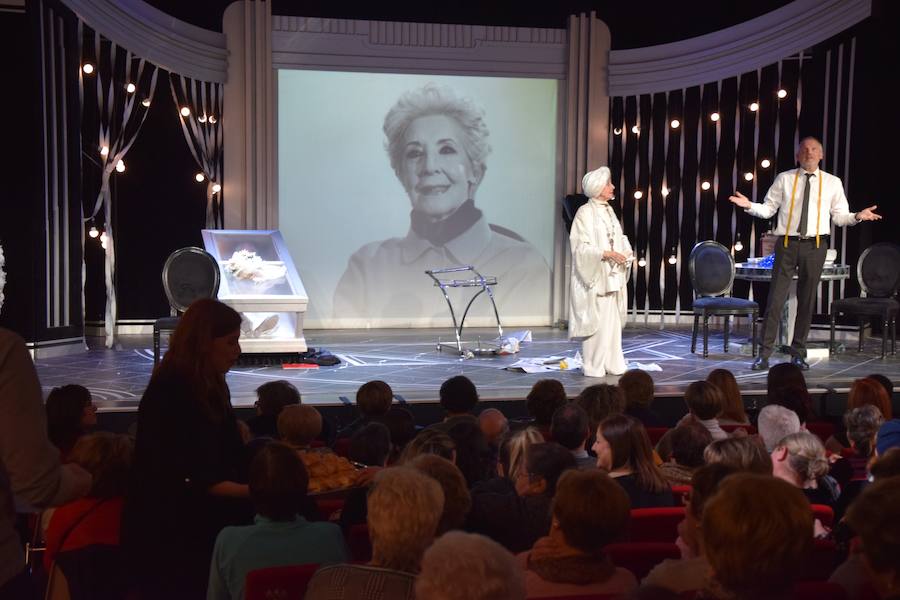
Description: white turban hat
xmin=582 ymin=167 xmax=611 ymax=199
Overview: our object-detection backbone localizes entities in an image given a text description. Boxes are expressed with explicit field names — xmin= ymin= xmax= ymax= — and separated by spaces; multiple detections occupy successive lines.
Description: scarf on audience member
xmin=525 ymin=534 xmax=615 ymax=585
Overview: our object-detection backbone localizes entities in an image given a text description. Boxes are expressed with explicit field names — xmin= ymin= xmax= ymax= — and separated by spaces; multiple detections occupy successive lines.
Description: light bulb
xmin=88 ymin=226 xmax=99 ymax=238
xmin=631 ymin=125 xmax=640 ymax=134
xmin=670 ymin=119 xmax=680 ymax=129
xmin=100 ymin=239 xmax=108 ymax=250
xmin=99 ymin=145 xmax=109 ymax=157
xmin=82 ymin=63 xmax=94 ymax=74
xmin=180 ymin=106 xmax=191 ymax=117
xmin=208 ymin=115 xmax=217 ymax=124
xmin=141 ymin=98 xmax=151 ymax=108
xmin=637 ymin=257 xmax=647 ymax=268
xmin=100 ymin=232 xmax=108 ymax=243
xmin=710 ymin=112 xmax=720 ymax=122
xmin=633 ymin=190 xmax=643 ymax=200
xmin=744 ymin=172 xmax=754 ymax=181
xmin=125 ymin=82 xmax=136 ymax=93
xmin=198 ymin=114 xmax=207 ymax=123
xmin=777 ymin=89 xmax=788 ymax=99
xmin=749 ymin=102 xmax=759 ymax=112
xmin=701 ymin=181 xmax=711 ymax=191
xmin=212 ymin=183 xmax=222 ymax=193
xmin=195 ymin=173 xmax=205 ymax=183
xmin=668 ymin=254 xmax=677 ymax=265
xmin=613 ymin=127 xmax=622 ymax=135
xmin=760 ymin=159 xmax=771 ymax=168
xmin=734 ymin=240 xmax=744 ymax=251
xmin=661 ymin=186 xmax=669 ymax=197
xmin=115 ymin=159 xmax=125 ymax=173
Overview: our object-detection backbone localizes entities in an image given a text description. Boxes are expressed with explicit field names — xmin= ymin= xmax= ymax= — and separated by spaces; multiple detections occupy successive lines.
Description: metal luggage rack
xmin=425 ymin=265 xmax=503 ymax=357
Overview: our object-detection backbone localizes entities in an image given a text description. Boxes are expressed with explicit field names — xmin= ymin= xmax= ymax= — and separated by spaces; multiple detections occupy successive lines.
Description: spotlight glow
xmin=99 ymin=232 xmax=108 ymax=243
xmin=180 ymin=106 xmax=191 ymax=117
xmin=88 ymin=226 xmax=99 ymax=239
xmin=633 ymin=190 xmax=643 ymax=200
xmin=195 ymin=173 xmax=205 ymax=183
xmin=198 ymin=114 xmax=208 ymax=123
xmin=631 ymin=125 xmax=640 ymax=134
xmin=749 ymin=102 xmax=760 ymax=112
xmin=613 ymin=127 xmax=622 ymax=135
xmin=777 ymin=89 xmax=788 ymax=99
xmin=734 ymin=240 xmax=744 ymax=251
xmin=100 ymin=239 xmax=108 ymax=250
xmin=212 ymin=183 xmax=222 ymax=193
xmin=115 ymin=159 xmax=125 ymax=173
xmin=701 ymin=181 xmax=711 ymax=191
xmin=744 ymin=172 xmax=754 ymax=181
xmin=99 ymin=146 xmax=109 ymax=157
xmin=125 ymin=83 xmax=136 ymax=94
xmin=670 ymin=119 xmax=680 ymax=129
xmin=141 ymin=98 xmax=151 ymax=108
xmin=760 ymin=159 xmax=771 ymax=168
xmin=661 ymin=186 xmax=670 ymax=197
xmin=208 ymin=115 xmax=217 ymax=124
xmin=637 ymin=257 xmax=647 ymax=268
xmin=710 ymin=112 xmax=720 ymax=122
xmin=81 ymin=63 xmax=94 ymax=74
xmin=668 ymin=254 xmax=678 ymax=265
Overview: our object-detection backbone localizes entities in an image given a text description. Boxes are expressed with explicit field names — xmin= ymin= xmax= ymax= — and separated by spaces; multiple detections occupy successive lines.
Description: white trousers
xmin=581 ymin=293 xmax=627 ymax=378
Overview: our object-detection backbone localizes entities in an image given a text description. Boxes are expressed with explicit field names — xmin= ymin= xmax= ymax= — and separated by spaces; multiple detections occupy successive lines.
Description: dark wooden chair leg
xmin=829 ymin=312 xmax=836 ymax=355
xmin=859 ymin=320 xmax=865 ymax=352
xmin=723 ymin=316 xmax=730 ymax=352
xmin=703 ymin=313 xmax=710 ymax=358
xmin=751 ymin=312 xmax=757 ymax=357
xmin=691 ymin=315 xmax=699 ymax=354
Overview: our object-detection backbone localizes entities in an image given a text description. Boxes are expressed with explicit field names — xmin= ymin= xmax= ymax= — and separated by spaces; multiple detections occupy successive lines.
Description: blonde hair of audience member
xmin=843 ymin=477 xmax=900 ymax=597
xmin=408 ymin=454 xmax=472 ymax=535
xmin=551 ymin=469 xmax=630 ymax=556
xmin=277 ymin=404 xmax=322 ymax=449
xmin=757 ymin=404 xmax=802 ymax=452
xmin=368 ymin=467 xmax=444 ymax=572
xmin=501 ymin=426 xmax=546 ymax=479
xmin=706 ymin=369 xmax=748 ymax=424
xmin=68 ymin=432 xmax=133 ymax=498
xmin=595 ymin=415 xmax=669 ymax=493
xmin=771 ymin=431 xmax=829 ymax=488
xmin=398 ymin=428 xmax=456 ymax=464
xmin=701 ymin=474 xmax=813 ymax=598
xmin=703 ymin=436 xmax=772 ymax=474
xmin=415 ymin=531 xmax=525 ymax=600
xmin=848 ymin=376 xmax=893 ymax=419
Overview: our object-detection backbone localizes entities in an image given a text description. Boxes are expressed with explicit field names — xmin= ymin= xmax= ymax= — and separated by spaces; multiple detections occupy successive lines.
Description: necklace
xmin=594 ymin=201 xmax=617 ymax=253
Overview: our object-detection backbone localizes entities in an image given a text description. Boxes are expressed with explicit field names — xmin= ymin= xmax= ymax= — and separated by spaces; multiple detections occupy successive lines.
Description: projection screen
xmin=278 ymin=70 xmax=559 ymax=329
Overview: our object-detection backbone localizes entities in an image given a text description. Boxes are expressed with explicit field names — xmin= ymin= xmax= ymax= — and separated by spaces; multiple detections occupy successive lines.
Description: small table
xmin=425 ymin=265 xmax=503 ymax=357
xmin=734 ymin=261 xmax=850 ymax=348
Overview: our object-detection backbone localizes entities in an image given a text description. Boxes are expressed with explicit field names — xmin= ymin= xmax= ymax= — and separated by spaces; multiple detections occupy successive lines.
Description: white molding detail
xmin=271 ymin=16 xmax=567 ymax=78
xmin=608 ymin=0 xmax=871 ymax=96
xmin=60 ymin=0 xmax=228 ymax=82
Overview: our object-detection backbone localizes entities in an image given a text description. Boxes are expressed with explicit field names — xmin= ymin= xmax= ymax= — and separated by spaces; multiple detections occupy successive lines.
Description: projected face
xmin=399 ymin=114 xmax=476 ymax=219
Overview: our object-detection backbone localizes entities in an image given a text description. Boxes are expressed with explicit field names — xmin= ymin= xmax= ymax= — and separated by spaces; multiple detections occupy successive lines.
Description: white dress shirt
xmin=744 ymin=168 xmax=859 ymax=235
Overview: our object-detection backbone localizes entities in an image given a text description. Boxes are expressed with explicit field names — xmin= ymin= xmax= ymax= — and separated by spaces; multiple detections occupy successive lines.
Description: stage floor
xmin=34 ymin=324 xmax=899 ymax=412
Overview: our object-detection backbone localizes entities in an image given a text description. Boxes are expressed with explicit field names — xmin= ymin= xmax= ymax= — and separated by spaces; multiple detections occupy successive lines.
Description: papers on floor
xmin=494 ymin=330 xmax=532 ymax=355
xmin=627 ymin=362 xmax=662 ymax=371
xmin=506 ymin=352 xmax=583 ymax=373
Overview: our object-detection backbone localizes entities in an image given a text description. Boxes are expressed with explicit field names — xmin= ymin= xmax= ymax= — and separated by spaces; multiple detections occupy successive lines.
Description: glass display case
xmin=201 ymin=229 xmax=308 ymax=353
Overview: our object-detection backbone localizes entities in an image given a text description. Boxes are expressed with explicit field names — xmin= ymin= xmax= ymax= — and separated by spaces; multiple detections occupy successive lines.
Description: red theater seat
xmin=721 ymin=424 xmax=757 ymax=435
xmin=646 ymin=427 xmax=669 ymax=445
xmin=606 ymin=542 xmax=680 ymax=580
xmin=347 ymin=524 xmax=372 ymax=562
xmin=811 ymin=504 xmax=834 ymax=528
xmin=628 ymin=507 xmax=685 ymax=543
xmin=333 ymin=437 xmax=351 ymax=458
xmin=671 ymin=485 xmax=691 ymax=506
xmin=805 ymin=421 xmax=836 ymax=443
xmin=245 ymin=563 xmax=320 ymax=600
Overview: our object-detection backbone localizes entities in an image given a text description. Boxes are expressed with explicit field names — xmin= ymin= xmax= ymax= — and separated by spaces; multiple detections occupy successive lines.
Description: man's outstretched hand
xmin=856 ymin=205 xmax=882 ymax=221
xmin=728 ymin=191 xmax=751 ymax=209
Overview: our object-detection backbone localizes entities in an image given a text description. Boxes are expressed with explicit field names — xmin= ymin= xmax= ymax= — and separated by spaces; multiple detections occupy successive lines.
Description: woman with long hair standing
xmin=122 ymin=299 xmax=250 ymax=598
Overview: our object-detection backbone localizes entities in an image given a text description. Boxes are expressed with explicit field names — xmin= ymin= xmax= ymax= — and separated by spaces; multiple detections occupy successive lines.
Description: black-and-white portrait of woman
xmin=333 ymin=83 xmax=551 ymax=323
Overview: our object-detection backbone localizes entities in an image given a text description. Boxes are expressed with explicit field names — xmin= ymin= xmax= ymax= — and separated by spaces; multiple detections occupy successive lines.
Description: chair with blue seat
xmin=688 ymin=241 xmax=759 ymax=358
xmin=829 ymin=242 xmax=900 ymax=359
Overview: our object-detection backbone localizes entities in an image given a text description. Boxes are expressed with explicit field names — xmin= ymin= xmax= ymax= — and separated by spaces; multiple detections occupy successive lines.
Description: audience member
xmin=246 ymin=380 xmax=300 ymax=438
xmin=594 ymin=415 xmax=674 ymax=507
xmin=757 ymin=404 xmax=802 ymax=452
xmin=848 ymin=376 xmax=893 ymax=419
xmin=550 ymin=403 xmax=595 ymax=469
xmin=207 ymin=443 xmax=347 ymax=600
xmin=348 ymin=422 xmax=391 ymax=467
xmin=337 ymin=380 xmax=394 ymax=438
xmin=682 ymin=381 xmax=727 ymax=440
xmin=478 ymin=408 xmax=509 ymax=449
xmin=435 ymin=375 xmax=479 ymax=429
xmin=45 ymin=384 xmax=97 ymax=458
xmin=277 ymin=404 xmax=323 ymax=450
xmin=701 ymin=474 xmax=813 ymax=599
xmin=379 ymin=406 xmax=417 ymax=463
xmin=842 ymin=477 xmax=900 ymax=599
xmin=869 ymin=447 xmax=900 ymax=480
xmin=446 ymin=419 xmax=494 ymax=487
xmin=526 ymin=379 xmax=568 ymax=433
xmin=642 ymin=463 xmax=739 ymax=594
xmin=408 ymin=454 xmax=471 ymax=534
xmin=706 ymin=369 xmax=749 ymax=425
xmin=415 ymin=532 xmax=526 ymax=600
xmin=307 ymin=467 xmax=443 ymax=600
xmin=866 ymin=373 xmax=895 ymax=406
xmin=518 ymin=470 xmax=636 ymax=598
xmin=618 ymin=370 xmax=665 ymax=427
xmin=831 ymin=405 xmax=885 ymax=522
xmin=122 ymin=299 xmax=250 ymax=598
xmin=876 ymin=419 xmax=900 ymax=455
xmin=398 ymin=428 xmax=456 ymax=464
xmin=703 ymin=436 xmax=772 ymax=474
xmin=468 ymin=442 xmax=575 ymax=553
xmin=767 ymin=362 xmax=815 ymax=423
xmin=771 ymin=431 xmax=836 ymax=508
xmin=575 ymin=383 xmax=624 ymax=447
xmin=0 ymin=328 xmax=92 ymax=598
xmin=658 ymin=420 xmax=712 ymax=485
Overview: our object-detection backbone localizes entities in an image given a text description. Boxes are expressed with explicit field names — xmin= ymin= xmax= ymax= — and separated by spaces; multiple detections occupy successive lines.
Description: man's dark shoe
xmin=791 ymin=355 xmax=810 ymax=371
xmin=751 ymin=356 xmax=769 ymax=371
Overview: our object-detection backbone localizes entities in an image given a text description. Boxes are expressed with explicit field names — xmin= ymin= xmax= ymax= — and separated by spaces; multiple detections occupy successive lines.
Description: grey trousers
xmin=758 ymin=236 xmax=828 ymax=358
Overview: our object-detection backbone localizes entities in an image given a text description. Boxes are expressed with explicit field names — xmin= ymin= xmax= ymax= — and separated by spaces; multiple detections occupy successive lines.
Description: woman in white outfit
xmin=569 ymin=167 xmax=633 ymax=377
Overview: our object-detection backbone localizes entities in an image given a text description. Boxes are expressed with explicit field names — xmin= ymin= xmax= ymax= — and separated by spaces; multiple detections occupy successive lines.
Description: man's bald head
xmin=478 ymin=409 xmax=509 ymax=446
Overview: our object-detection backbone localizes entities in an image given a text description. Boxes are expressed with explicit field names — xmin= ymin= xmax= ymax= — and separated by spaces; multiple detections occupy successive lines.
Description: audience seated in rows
xmin=701 ymin=474 xmax=814 ymax=600
xmin=408 ymin=454 xmax=471 ymax=535
xmin=703 ymin=436 xmax=772 ymax=473
xmin=337 ymin=380 xmax=394 ymax=439
xmin=642 ymin=463 xmax=739 ymax=594
xmin=550 ymin=403 xmax=595 ymax=469
xmin=207 ymin=442 xmax=346 ymax=600
xmin=478 ymin=408 xmax=509 ymax=450
xmin=682 ymin=381 xmax=728 ymax=441
xmin=348 ymin=422 xmax=391 ymax=468
xmin=594 ymin=415 xmax=674 ymax=508
xmin=518 ymin=469 xmax=636 ymax=598
xmin=378 ymin=407 xmax=417 ymax=463
xmin=399 ymin=427 xmax=456 ymax=464
xmin=706 ymin=368 xmax=749 ymax=426
xmin=306 ymin=467 xmax=443 ymax=600
xmin=467 ymin=441 xmax=574 ymax=553
xmin=246 ymin=381 xmax=300 ymax=439
xmin=574 ymin=383 xmax=624 ymax=449
xmin=841 ymin=477 xmax=900 ymax=600
xmin=657 ymin=420 xmax=712 ymax=486
xmin=433 ymin=375 xmax=479 ymax=430
xmin=619 ymin=370 xmax=666 ymax=427
xmin=767 ymin=362 xmax=817 ymax=425
xmin=771 ymin=431 xmax=838 ymax=510
xmin=45 ymin=384 xmax=97 ymax=460
xmin=525 ymin=379 xmax=568 ymax=435
xmin=758 ymin=404 xmax=802 ymax=452
xmin=416 ymin=532 xmax=525 ymax=600
xmin=445 ymin=419 xmax=494 ymax=488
